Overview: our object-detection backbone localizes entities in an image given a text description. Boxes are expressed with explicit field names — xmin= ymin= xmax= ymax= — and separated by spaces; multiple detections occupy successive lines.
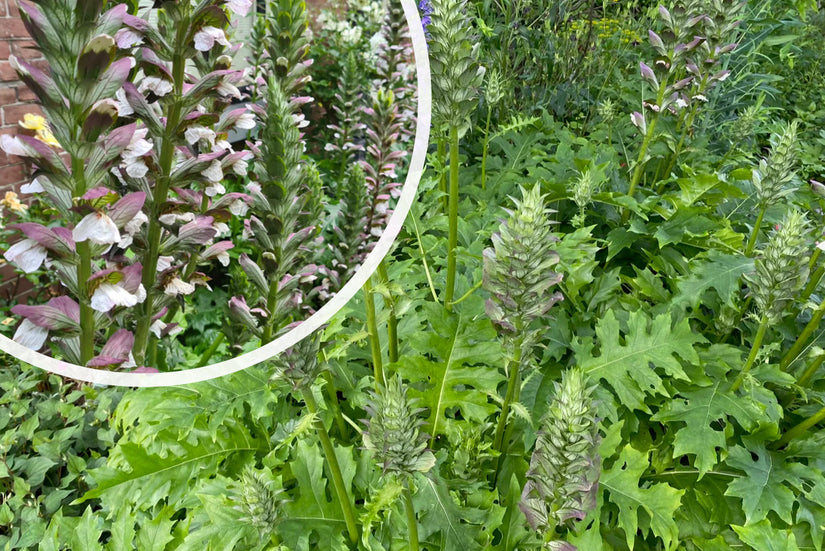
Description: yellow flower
xmin=1 ymin=317 xmax=15 ymax=326
xmin=19 ymin=113 xmax=48 ymax=131
xmin=2 ymin=191 xmax=27 ymax=214
xmin=18 ymin=113 xmax=61 ymax=148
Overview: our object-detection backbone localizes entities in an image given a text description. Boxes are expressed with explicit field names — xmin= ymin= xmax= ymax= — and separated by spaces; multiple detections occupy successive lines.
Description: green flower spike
xmin=520 ymin=367 xmax=600 ymax=550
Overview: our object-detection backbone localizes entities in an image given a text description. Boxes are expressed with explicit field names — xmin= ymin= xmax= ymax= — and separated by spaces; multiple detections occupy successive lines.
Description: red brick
xmin=0 ymin=2 xmax=7 ymax=17
xmin=0 ymin=87 xmax=15 ymax=107
xmin=0 ymin=163 xmax=28 ymax=187
xmin=7 ymin=2 xmax=18 ymax=18
xmin=0 ymin=19 xmax=28 ymax=39
xmin=0 ymin=61 xmax=17 ymax=82
xmin=16 ymin=85 xmax=34 ymax=101
xmin=11 ymin=40 xmax=40 ymax=60
xmin=3 ymin=102 xmax=41 ymax=126
xmin=0 ymin=41 xmax=9 ymax=59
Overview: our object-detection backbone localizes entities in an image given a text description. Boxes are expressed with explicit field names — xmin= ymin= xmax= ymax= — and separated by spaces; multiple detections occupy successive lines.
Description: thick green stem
xmin=377 ymin=262 xmax=398 ymax=363
xmin=403 ymin=481 xmax=419 ymax=551
xmin=363 ymin=277 xmax=384 ymax=387
xmin=775 ymin=405 xmax=825 ymax=448
xmin=796 ymin=352 xmax=825 ymax=388
xmin=802 ymin=265 xmax=825 ymax=302
xmin=76 ymin=241 xmax=95 ymax=365
xmin=745 ymin=205 xmax=767 ymax=257
xmin=731 ymin=316 xmax=769 ymax=392
xmin=780 ymin=302 xmax=825 ymax=371
xmin=493 ymin=333 xmax=524 ymax=456
xmin=322 ymin=370 xmax=349 ymax=441
xmin=445 ymin=125 xmax=460 ymax=310
xmin=197 ymin=332 xmax=225 ymax=367
xmin=437 ymin=138 xmax=447 ymax=213
xmin=71 ymin=157 xmax=94 ymax=365
xmin=133 ymin=50 xmax=186 ymax=365
xmin=481 ymin=104 xmax=492 ymax=191
xmin=302 ymin=389 xmax=360 ymax=544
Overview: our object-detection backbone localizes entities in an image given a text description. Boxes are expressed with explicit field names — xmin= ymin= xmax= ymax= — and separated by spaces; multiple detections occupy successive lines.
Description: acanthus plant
xmin=628 ymin=1 xmax=743 ymax=201
xmin=1 ymin=0 xmax=255 ymax=370
xmin=229 ymin=0 xmax=320 ymax=348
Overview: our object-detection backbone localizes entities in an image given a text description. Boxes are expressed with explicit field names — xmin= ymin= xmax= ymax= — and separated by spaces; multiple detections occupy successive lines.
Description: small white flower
xmin=194 ymin=26 xmax=230 ymax=52
xmin=185 ymin=125 xmax=216 ymax=146
xmin=121 ymin=128 xmax=153 ymax=179
xmin=138 ymin=76 xmax=173 ymax=97
xmin=693 ymin=94 xmax=708 ymax=102
xmin=73 ymin=212 xmax=121 ymax=245
xmin=216 ymin=250 xmax=230 ymax=266
xmin=214 ymin=222 xmax=230 ymax=236
xmin=817 ymin=241 xmax=825 ymax=252
xmin=217 ymin=80 xmax=241 ymax=99
xmin=231 ymin=158 xmax=248 ymax=176
xmin=229 ymin=198 xmax=248 ymax=216
xmin=206 ymin=182 xmax=226 ymax=197
xmin=156 ymin=255 xmax=174 ymax=272
xmin=91 ymin=282 xmax=140 ymax=312
xmin=5 ymin=239 xmax=47 ymax=273
xmin=124 ymin=210 xmax=148 ymax=235
xmin=202 ymin=159 xmax=223 ymax=183
xmin=164 ymin=277 xmax=196 ymax=296
xmin=150 ymin=319 xmax=166 ymax=338
xmin=213 ymin=139 xmax=232 ymax=152
xmin=0 ymin=135 xmax=28 ymax=157
xmin=235 ymin=112 xmax=256 ymax=130
xmin=20 ymin=177 xmax=45 ymax=194
xmin=13 ymin=318 xmax=48 ymax=350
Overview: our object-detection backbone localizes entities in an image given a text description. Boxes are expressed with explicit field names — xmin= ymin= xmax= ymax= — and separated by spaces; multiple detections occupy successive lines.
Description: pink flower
xmin=73 ymin=212 xmax=121 ymax=245
xmin=4 ymin=238 xmax=47 ymax=273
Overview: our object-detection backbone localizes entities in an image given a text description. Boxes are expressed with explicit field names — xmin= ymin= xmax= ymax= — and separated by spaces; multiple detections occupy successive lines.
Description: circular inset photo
xmin=0 ymin=0 xmax=429 ymax=385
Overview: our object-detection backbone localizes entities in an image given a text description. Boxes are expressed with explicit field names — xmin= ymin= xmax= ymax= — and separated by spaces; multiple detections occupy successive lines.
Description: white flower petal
xmin=20 ymin=177 xmax=45 ymax=194
xmin=73 ymin=212 xmax=121 ymax=245
xmin=202 ymin=160 xmax=224 ymax=184
xmin=5 ymin=239 xmax=47 ymax=273
xmin=13 ymin=319 xmax=48 ymax=350
xmin=91 ymin=283 xmax=139 ymax=312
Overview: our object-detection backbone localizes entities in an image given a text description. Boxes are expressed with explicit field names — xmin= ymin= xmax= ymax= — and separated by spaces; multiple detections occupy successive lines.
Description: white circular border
xmin=0 ymin=0 xmax=431 ymax=387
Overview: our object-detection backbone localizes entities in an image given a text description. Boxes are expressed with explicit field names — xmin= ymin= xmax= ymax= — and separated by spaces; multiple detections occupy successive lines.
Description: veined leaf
xmin=725 ymin=443 xmax=799 ymax=525
xmin=601 ymin=445 xmax=684 ymax=550
xmin=414 ymin=473 xmax=483 ymax=550
xmin=673 ymin=250 xmax=753 ymax=308
xmin=732 ymin=519 xmax=801 ymax=551
xmin=575 ymin=309 xmax=703 ymax=412
xmin=398 ymin=302 xmax=504 ymax=441
xmin=653 ymin=381 xmax=764 ymax=477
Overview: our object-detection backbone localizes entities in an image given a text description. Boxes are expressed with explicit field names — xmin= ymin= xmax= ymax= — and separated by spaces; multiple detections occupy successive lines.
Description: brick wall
xmin=0 ymin=0 xmax=43 ymax=193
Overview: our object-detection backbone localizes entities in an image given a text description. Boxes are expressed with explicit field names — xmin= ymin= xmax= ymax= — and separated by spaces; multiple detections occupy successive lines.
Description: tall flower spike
xmin=483 ymin=184 xmax=564 ymax=342
xmin=427 ymin=0 xmax=484 ymax=132
xmin=363 ymin=374 xmax=436 ymax=477
xmin=520 ymin=367 xmax=600 ymax=549
xmin=746 ymin=209 xmax=811 ymax=323
xmin=752 ymin=120 xmax=800 ymax=207
xmin=232 ymin=465 xmax=285 ymax=534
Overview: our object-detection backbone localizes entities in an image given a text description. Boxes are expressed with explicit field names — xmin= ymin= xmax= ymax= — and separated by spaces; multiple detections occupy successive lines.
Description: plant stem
xmin=377 ymin=262 xmax=398 ymax=363
xmin=796 ymin=352 xmax=825 ymax=388
xmin=403 ymin=480 xmax=419 ymax=551
xmin=445 ymin=125 xmax=460 ymax=310
xmin=133 ymin=49 xmax=186 ymax=365
xmin=322 ymin=370 xmax=349 ymax=441
xmin=775 ymin=404 xmax=825 ymax=448
xmin=71 ymin=156 xmax=94 ymax=365
xmin=437 ymin=138 xmax=447 ymax=213
xmin=197 ymin=332 xmax=225 ymax=367
xmin=76 ymin=241 xmax=94 ymax=365
xmin=745 ymin=205 xmax=766 ymax=257
xmin=493 ymin=333 xmax=524 ymax=457
xmin=731 ymin=315 xmax=769 ymax=392
xmin=302 ymin=389 xmax=359 ymax=545
xmin=363 ymin=277 xmax=384 ymax=387
xmin=802 ymin=265 xmax=825 ymax=302
xmin=481 ymin=103 xmax=492 ymax=191
xmin=780 ymin=302 xmax=825 ymax=371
